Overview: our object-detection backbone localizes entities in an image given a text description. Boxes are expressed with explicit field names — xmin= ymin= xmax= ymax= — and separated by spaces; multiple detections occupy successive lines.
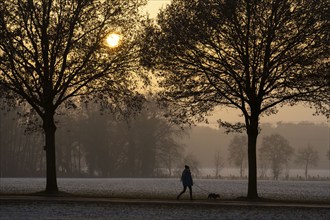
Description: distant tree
xmin=214 ymin=149 xmax=225 ymax=178
xmin=258 ymin=154 xmax=269 ymax=179
xmin=0 ymin=0 xmax=147 ymax=192
xmin=295 ymin=144 xmax=319 ymax=180
xmin=56 ymin=108 xmax=87 ymax=177
xmin=259 ymin=134 xmax=294 ymax=180
xmin=142 ymin=0 xmax=329 ymax=199
xmin=182 ymin=153 xmax=200 ymax=177
xmin=0 ymin=103 xmax=43 ymax=177
xmin=228 ymin=135 xmax=248 ymax=178
xmin=157 ymin=136 xmax=184 ymax=177
xmin=74 ymin=98 xmax=186 ymax=178
xmin=122 ymin=99 xmax=186 ymax=177
xmin=79 ymin=105 xmax=114 ymax=177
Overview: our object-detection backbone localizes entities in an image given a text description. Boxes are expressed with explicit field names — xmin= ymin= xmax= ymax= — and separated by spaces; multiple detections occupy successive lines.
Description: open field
xmin=0 ymin=178 xmax=329 ymax=219
xmin=1 ymin=178 xmax=329 ymax=201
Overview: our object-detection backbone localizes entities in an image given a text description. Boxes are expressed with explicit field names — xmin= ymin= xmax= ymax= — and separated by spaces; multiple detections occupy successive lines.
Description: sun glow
xmin=106 ymin=33 xmax=121 ymax=48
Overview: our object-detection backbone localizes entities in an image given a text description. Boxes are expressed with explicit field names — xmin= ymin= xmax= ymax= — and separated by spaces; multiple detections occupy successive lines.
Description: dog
xmin=207 ymin=193 xmax=220 ymax=199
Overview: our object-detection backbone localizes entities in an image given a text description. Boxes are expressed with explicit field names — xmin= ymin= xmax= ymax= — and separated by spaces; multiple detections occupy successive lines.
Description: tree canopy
xmin=0 ymin=0 xmax=147 ymax=113
xmin=144 ymin=0 xmax=329 ymax=123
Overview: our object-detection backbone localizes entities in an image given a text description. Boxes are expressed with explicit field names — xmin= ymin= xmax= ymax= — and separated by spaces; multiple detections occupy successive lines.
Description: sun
xmin=106 ymin=33 xmax=121 ymax=48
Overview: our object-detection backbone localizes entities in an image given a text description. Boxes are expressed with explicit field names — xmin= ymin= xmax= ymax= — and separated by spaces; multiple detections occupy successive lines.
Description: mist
xmin=182 ymin=123 xmax=329 ymax=178
xmin=1 ymin=102 xmax=328 ymax=179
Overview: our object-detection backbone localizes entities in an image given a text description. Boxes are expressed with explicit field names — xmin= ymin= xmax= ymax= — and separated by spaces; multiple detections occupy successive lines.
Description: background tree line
xmin=1 ymin=97 xmax=327 ymax=180
xmin=180 ymin=123 xmax=329 ymax=179
xmin=0 ymin=98 xmax=195 ymax=178
xmin=226 ymin=134 xmax=321 ymax=180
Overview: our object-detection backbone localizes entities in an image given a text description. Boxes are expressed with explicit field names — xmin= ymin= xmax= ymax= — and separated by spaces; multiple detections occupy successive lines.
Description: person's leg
xmin=177 ymin=185 xmax=187 ymax=199
xmin=188 ymin=186 xmax=193 ymax=200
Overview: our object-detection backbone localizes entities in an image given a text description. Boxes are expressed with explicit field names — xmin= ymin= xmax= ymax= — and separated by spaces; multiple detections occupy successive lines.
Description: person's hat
xmin=185 ymin=165 xmax=190 ymax=169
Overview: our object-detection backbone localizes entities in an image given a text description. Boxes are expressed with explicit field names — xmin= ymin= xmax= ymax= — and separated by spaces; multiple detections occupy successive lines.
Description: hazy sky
xmin=145 ymin=0 xmax=171 ymax=17
xmin=144 ymin=0 xmax=328 ymax=125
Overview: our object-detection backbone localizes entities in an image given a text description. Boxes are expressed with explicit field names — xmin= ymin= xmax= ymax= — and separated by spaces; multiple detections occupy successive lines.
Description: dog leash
xmin=194 ymin=183 xmax=211 ymax=193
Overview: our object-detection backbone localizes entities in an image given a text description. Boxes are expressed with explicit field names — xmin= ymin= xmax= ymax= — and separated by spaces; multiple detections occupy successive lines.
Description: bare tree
xmin=0 ymin=102 xmax=43 ymax=177
xmin=214 ymin=149 xmax=225 ymax=178
xmin=157 ymin=139 xmax=184 ymax=177
xmin=77 ymin=98 xmax=185 ymax=178
xmin=258 ymin=154 xmax=269 ymax=179
xmin=295 ymin=144 xmax=319 ymax=180
xmin=182 ymin=153 xmax=200 ymax=177
xmin=123 ymin=99 xmax=186 ymax=177
xmin=0 ymin=0 xmax=147 ymax=192
xmin=259 ymin=134 xmax=294 ymax=180
xmin=228 ymin=135 xmax=248 ymax=178
xmin=142 ymin=0 xmax=329 ymax=199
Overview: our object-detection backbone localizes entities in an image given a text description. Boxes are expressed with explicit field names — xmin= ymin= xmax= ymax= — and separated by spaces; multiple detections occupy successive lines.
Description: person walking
xmin=177 ymin=165 xmax=193 ymax=200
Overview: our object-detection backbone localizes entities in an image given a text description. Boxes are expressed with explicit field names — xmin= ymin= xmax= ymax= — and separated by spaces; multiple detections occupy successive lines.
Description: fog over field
xmin=1 ymin=104 xmax=329 ymax=179
xmin=182 ymin=122 xmax=329 ymax=171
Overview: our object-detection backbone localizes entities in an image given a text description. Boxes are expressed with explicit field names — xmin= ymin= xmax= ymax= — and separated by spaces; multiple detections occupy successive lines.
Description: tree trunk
xmin=246 ymin=116 xmax=259 ymax=200
xmin=43 ymin=112 xmax=59 ymax=193
xmin=240 ymin=162 xmax=243 ymax=178
xmin=305 ymin=162 xmax=309 ymax=180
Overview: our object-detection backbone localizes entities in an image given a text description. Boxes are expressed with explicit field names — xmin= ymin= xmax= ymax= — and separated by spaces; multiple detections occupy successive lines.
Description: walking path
xmin=1 ymin=195 xmax=329 ymax=220
xmin=1 ymin=194 xmax=329 ymax=208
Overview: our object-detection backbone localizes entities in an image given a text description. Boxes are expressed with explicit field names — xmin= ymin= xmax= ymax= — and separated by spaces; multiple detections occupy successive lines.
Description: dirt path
xmin=1 ymin=195 xmax=330 ymax=220
xmin=1 ymin=195 xmax=330 ymax=208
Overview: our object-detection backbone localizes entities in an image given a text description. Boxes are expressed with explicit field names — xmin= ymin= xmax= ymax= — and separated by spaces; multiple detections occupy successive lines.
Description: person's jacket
xmin=181 ymin=169 xmax=193 ymax=186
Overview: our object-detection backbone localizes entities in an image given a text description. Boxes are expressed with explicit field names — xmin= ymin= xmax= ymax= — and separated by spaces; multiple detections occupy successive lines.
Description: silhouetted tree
xmin=228 ymin=135 xmax=248 ymax=178
xmin=123 ymin=99 xmax=186 ymax=177
xmin=157 ymin=139 xmax=184 ymax=177
xmin=56 ymin=109 xmax=86 ymax=177
xmin=69 ymin=98 xmax=185 ymax=178
xmin=295 ymin=144 xmax=319 ymax=180
xmin=0 ymin=102 xmax=43 ymax=177
xmin=259 ymin=134 xmax=293 ymax=180
xmin=142 ymin=0 xmax=329 ymax=199
xmin=72 ymin=103 xmax=130 ymax=177
xmin=182 ymin=153 xmax=200 ymax=177
xmin=214 ymin=149 xmax=225 ymax=178
xmin=0 ymin=0 xmax=147 ymax=192
xmin=155 ymin=118 xmax=185 ymax=177
xmin=258 ymin=153 xmax=269 ymax=179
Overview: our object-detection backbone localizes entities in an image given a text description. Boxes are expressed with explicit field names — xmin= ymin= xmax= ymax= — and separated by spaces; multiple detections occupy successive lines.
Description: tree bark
xmin=246 ymin=116 xmax=259 ymax=200
xmin=43 ymin=111 xmax=58 ymax=193
xmin=305 ymin=162 xmax=309 ymax=180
